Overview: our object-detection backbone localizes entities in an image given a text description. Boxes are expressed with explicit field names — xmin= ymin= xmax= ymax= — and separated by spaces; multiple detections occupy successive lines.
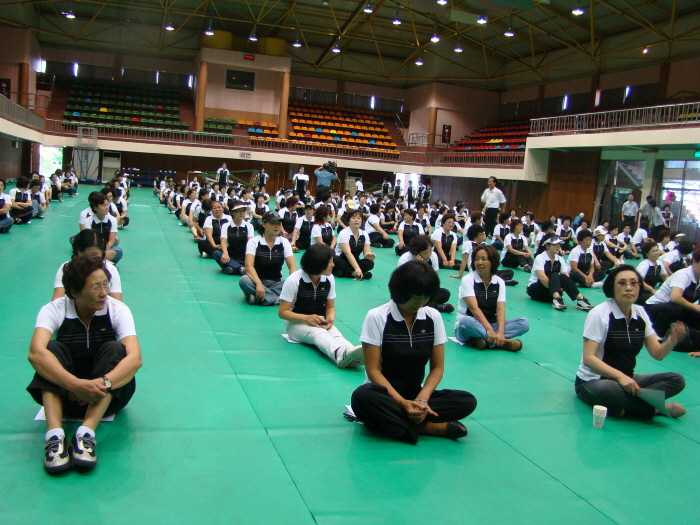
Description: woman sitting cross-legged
xmin=568 ymin=229 xmax=606 ymax=289
xmin=526 ymin=234 xmax=594 ymax=311
xmin=53 ymin=230 xmax=123 ymax=302
xmin=213 ymin=201 xmax=255 ymax=275
xmin=500 ymin=219 xmax=533 ymax=272
xmin=575 ymin=265 xmax=687 ymax=419
xmin=239 ymin=211 xmax=297 ymax=306
xmin=454 ymin=245 xmax=529 ymax=351
xmin=332 ymin=209 xmax=376 ymax=280
xmin=635 ymin=241 xmax=668 ymax=305
xmin=350 ymin=261 xmax=477 ymax=444
xmin=397 ymin=235 xmax=454 ymax=313
xmin=365 ymin=203 xmax=395 ymax=249
xmin=278 ymin=243 xmax=364 ymax=369
xmin=311 ymin=205 xmax=336 ymax=249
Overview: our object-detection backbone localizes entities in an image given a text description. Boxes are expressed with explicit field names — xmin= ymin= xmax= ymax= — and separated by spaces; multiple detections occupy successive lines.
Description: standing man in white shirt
xmin=216 ymin=162 xmax=230 ymax=188
xmin=621 ymin=192 xmax=639 ymax=233
xmin=293 ymin=167 xmax=309 ymax=198
xmin=354 ymin=178 xmax=364 ymax=196
xmin=480 ymin=176 xmax=506 ymax=238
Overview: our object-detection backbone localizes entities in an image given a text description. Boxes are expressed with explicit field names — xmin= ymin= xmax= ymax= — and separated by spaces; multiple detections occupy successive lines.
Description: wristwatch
xmin=102 ymin=376 xmax=112 ymax=392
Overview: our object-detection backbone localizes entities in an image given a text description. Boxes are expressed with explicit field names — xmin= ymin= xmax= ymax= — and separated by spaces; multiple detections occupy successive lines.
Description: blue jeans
xmin=212 ymin=250 xmax=244 ymax=270
xmin=0 ymin=216 xmax=13 ymax=233
xmin=455 ymin=315 xmax=530 ymax=343
xmin=107 ymin=245 xmax=123 ymax=264
xmin=239 ymin=275 xmax=284 ymax=306
xmin=32 ymin=200 xmax=43 ymax=218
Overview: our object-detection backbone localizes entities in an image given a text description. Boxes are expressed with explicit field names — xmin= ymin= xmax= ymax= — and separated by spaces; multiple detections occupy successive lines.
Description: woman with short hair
xmin=575 ymin=265 xmax=687 ymax=419
xmin=239 ymin=211 xmax=297 ymax=306
xmin=351 ymin=261 xmax=477 ymax=444
xmin=311 ymin=205 xmax=336 ymax=249
xmin=278 ymin=244 xmax=364 ymax=369
xmin=454 ymin=245 xmax=529 ymax=351
xmin=332 ymin=209 xmax=376 ymax=280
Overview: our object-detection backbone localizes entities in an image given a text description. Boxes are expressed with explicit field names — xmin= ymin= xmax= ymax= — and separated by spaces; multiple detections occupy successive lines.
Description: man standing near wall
xmin=481 ymin=176 xmax=506 ymax=238
xmin=621 ymin=192 xmax=639 ymax=233
xmin=314 ymin=163 xmax=338 ymax=199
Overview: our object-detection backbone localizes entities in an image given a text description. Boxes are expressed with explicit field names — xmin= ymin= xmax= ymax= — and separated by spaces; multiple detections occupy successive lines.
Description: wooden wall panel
xmin=0 ymin=137 xmax=31 ymax=181
xmin=429 ymin=175 xmax=516 ymax=212
xmin=515 ymin=150 xmax=599 ymax=223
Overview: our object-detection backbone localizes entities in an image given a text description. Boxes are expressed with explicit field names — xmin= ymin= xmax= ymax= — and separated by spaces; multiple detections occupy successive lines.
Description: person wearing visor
xmin=239 ymin=211 xmax=297 ymax=306
xmin=213 ymin=201 xmax=255 ymax=275
xmin=527 ymin=234 xmax=594 ymax=311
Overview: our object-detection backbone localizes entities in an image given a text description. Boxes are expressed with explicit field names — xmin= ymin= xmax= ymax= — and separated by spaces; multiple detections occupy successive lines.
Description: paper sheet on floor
xmin=344 ymin=405 xmax=363 ymax=425
xmin=281 ymin=334 xmax=301 ymax=344
xmin=638 ymin=388 xmax=671 ymax=417
xmin=35 ymin=407 xmax=115 ymax=422
xmin=448 ymin=337 xmax=467 ymax=346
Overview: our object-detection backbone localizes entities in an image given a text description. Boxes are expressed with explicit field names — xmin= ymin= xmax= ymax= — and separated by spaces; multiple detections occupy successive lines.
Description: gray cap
xmin=262 ymin=211 xmax=283 ymax=223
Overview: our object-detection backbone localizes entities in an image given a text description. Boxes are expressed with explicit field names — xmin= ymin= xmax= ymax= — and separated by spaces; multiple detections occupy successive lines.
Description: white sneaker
xmin=335 ymin=345 xmax=364 ymax=368
xmin=591 ymin=282 xmax=604 ymax=289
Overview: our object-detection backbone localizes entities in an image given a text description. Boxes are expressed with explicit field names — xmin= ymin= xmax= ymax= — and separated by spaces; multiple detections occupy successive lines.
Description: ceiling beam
xmin=314 ymin=1 xmax=368 ymax=68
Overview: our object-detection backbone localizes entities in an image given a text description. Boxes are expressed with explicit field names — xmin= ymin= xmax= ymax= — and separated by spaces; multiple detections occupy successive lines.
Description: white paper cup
xmin=593 ymin=405 xmax=607 ymax=428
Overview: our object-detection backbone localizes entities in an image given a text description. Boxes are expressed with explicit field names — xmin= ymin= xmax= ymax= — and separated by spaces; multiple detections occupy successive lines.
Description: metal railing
xmin=530 ymin=101 xmax=700 ymax=136
xmin=8 ymin=92 xmax=51 ymax=110
xmin=0 ymin=94 xmax=45 ymax=130
xmin=395 ymin=112 xmax=407 ymax=142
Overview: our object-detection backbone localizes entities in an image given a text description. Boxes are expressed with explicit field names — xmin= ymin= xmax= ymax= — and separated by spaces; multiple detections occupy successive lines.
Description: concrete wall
xmin=667 ymin=56 xmax=700 ymax=98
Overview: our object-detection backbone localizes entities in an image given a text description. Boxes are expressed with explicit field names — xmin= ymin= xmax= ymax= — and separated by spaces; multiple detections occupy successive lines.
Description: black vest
xmin=601 ymin=312 xmax=646 ymax=379
xmin=0 ymin=195 xmax=6 ymax=220
xmin=380 ymin=313 xmax=436 ymax=400
xmin=382 ymin=182 xmax=391 ymax=194
xmin=89 ymin=217 xmax=112 ymax=237
xmin=576 ymin=250 xmax=594 ymax=273
xmin=439 ymin=230 xmax=455 ymax=259
xmin=469 ymin=280 xmax=500 ymax=324
xmin=642 ymin=263 xmax=662 ymax=288
xmin=291 ymin=278 xmax=331 ymax=316
xmin=209 ymin=217 xmax=230 ymax=245
xmin=592 ymin=241 xmax=606 ymax=259
xmin=543 ymin=258 xmax=562 ymax=276
xmin=298 ymin=219 xmax=312 ymax=244
xmin=682 ymin=279 xmax=700 ymax=304
xmin=225 ymin=224 xmax=249 ymax=260
xmin=281 ymin=209 xmax=298 ymax=234
xmin=343 ymin=230 xmax=367 ymax=259
xmin=509 ymin=234 xmax=525 ymax=252
xmin=402 ymin=223 xmax=421 ymax=244
xmin=253 ymin=239 xmax=287 ymax=281
xmin=318 ymin=224 xmax=334 ymax=246
xmin=56 ymin=307 xmax=117 ymax=379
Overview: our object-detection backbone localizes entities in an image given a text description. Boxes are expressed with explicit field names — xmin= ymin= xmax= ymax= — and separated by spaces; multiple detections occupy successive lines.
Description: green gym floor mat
xmin=1 ymin=188 xmax=699 ymax=525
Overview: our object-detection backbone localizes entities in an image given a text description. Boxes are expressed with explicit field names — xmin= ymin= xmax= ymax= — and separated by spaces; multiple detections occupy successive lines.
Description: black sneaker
xmin=576 ymin=297 xmax=594 ymax=311
xmin=552 ymin=297 xmax=567 ymax=311
xmin=44 ymin=434 xmax=70 ymax=474
xmin=435 ymin=303 xmax=455 ymax=313
xmin=523 ymin=265 xmax=532 ymax=273
xmin=362 ymin=272 xmax=373 ymax=280
xmin=371 ymin=242 xmax=383 ymax=248
xmin=505 ymin=280 xmax=519 ymax=286
xmin=69 ymin=433 xmax=97 ymax=469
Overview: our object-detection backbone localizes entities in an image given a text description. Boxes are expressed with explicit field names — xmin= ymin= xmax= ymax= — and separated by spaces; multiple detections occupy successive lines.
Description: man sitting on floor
xmin=27 ymin=254 xmax=142 ymax=474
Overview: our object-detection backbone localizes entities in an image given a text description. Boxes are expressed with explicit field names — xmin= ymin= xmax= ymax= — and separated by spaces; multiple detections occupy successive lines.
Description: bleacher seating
xmin=452 ymin=120 xmax=529 ymax=152
xmin=62 ymin=81 xmax=189 ymax=132
xmin=285 ymin=102 xmax=398 ymax=153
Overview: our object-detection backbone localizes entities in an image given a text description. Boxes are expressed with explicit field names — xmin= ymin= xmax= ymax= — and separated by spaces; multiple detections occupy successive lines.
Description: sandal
xmin=292 ymin=246 xmax=300 ymax=253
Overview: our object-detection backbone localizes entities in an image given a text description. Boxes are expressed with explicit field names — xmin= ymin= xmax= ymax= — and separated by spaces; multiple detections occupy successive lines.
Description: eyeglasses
xmin=87 ymin=281 xmax=111 ymax=292
xmin=615 ymin=280 xmax=639 ymax=287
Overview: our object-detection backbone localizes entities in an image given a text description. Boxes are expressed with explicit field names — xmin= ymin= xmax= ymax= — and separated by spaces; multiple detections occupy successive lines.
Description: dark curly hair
xmin=62 ymin=253 xmax=111 ymax=300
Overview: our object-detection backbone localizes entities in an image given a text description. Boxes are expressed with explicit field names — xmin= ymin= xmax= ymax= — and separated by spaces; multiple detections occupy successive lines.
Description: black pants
xmin=10 ymin=206 xmax=32 ymax=223
xmin=496 ymin=269 xmax=515 ymax=281
xmin=395 ymin=244 xmax=410 ymax=256
xmin=600 ymin=257 xmax=615 ymax=273
xmin=316 ymin=185 xmax=330 ymax=200
xmin=484 ymin=208 xmax=499 ymax=237
xmin=527 ymin=273 xmax=580 ymax=302
xmin=121 ymin=217 xmax=130 ymax=227
xmin=197 ymin=239 xmax=219 ymax=257
xmin=27 ymin=340 xmax=136 ymax=418
xmin=438 ymin=257 xmax=461 ymax=269
xmin=645 ymin=303 xmax=700 ymax=350
xmin=332 ymin=255 xmax=374 ymax=277
xmin=351 ymin=383 xmax=477 ymax=444
xmin=570 ymin=269 xmax=606 ymax=288
xmin=501 ymin=252 xmax=533 ymax=269
xmin=296 ymin=237 xmax=311 ymax=250
xmin=428 ymin=288 xmax=451 ymax=307
xmin=369 ymin=232 xmax=394 ymax=248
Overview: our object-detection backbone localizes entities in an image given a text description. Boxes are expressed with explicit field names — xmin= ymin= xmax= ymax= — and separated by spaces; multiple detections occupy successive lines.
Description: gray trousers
xmin=239 ymin=275 xmax=284 ymax=306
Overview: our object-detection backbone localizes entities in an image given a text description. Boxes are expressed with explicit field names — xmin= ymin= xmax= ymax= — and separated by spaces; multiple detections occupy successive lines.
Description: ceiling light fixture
xmin=643 ymin=46 xmax=649 ymax=54
xmin=249 ymin=25 xmax=258 ymax=41
xmin=436 ymin=0 xmax=448 ymax=6
xmin=454 ymin=35 xmax=463 ymax=53
xmin=504 ymin=17 xmax=514 ymax=37
xmin=64 ymin=10 xmax=75 ymax=19
xmin=572 ymin=2 xmax=584 ymax=16
xmin=415 ymin=54 xmax=424 ymax=66
xmin=477 ymin=12 xmax=487 ymax=25
xmin=165 ymin=20 xmax=174 ymax=31
xmin=332 ymin=40 xmax=341 ymax=53
xmin=431 ymin=24 xmax=440 ymax=43
xmin=364 ymin=3 xmax=373 ymax=13
xmin=204 ymin=19 xmax=214 ymax=36
xmin=393 ymin=6 xmax=402 ymax=25
xmin=293 ymin=32 xmax=302 ymax=47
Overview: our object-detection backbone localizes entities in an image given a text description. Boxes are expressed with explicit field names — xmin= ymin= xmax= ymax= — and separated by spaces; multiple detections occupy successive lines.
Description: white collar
xmin=610 ymin=299 xmax=640 ymax=321
xmin=389 ymin=300 xmax=428 ymax=322
xmin=300 ymin=270 xmax=328 ymax=284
